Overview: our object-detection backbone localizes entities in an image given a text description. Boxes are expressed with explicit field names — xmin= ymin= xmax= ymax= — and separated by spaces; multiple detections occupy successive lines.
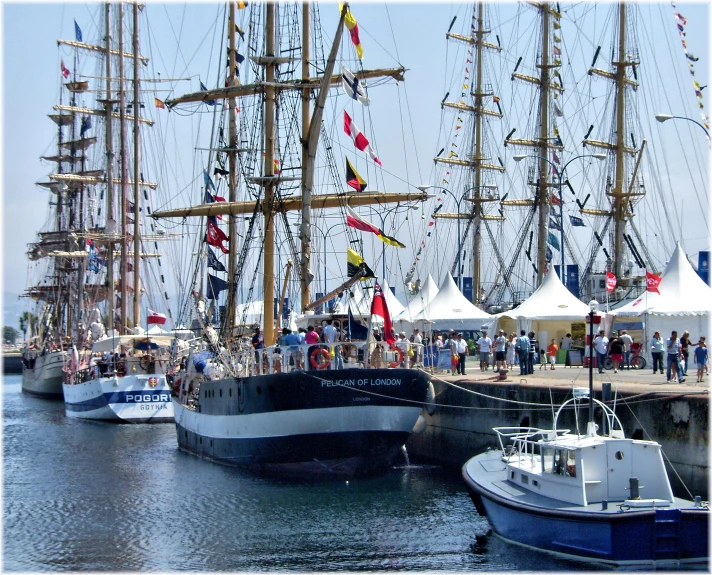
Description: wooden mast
xmin=472 ymin=2 xmax=484 ymax=302
xmin=104 ymin=3 xmax=115 ymax=335
xmin=300 ymin=2 xmax=311 ymax=311
xmin=118 ymin=2 xmax=128 ymax=333
xmin=612 ymin=2 xmax=627 ymax=280
xmin=263 ymin=2 xmax=276 ymax=346
xmin=222 ymin=1 xmax=238 ymax=335
xmin=536 ymin=2 xmax=551 ymax=286
xmin=132 ymin=1 xmax=140 ymax=328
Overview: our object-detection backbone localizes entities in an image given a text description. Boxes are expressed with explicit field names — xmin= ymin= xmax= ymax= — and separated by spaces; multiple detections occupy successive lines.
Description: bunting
xmin=206 ymin=220 xmax=229 ymax=254
xmin=200 ymin=81 xmax=217 ymax=106
xmin=74 ymin=20 xmax=83 ymax=43
xmin=646 ymin=270 xmax=662 ymax=293
xmin=547 ymin=231 xmax=560 ymax=251
xmin=549 ymin=217 xmax=561 ymax=231
xmin=569 ymin=215 xmax=585 ymax=227
xmin=206 ymin=246 xmax=226 ymax=272
xmin=340 ymin=4 xmax=364 ymax=59
xmin=606 ymin=271 xmax=617 ymax=293
xmin=670 ymin=2 xmax=709 ymax=133
xmin=154 ymin=98 xmax=165 ymax=109
xmin=206 ymin=274 xmax=228 ymax=300
xmin=61 ymin=60 xmax=70 ymax=79
xmin=346 ymin=248 xmax=375 ymax=280
xmin=342 ymin=65 xmax=370 ymax=106
xmin=371 ymin=283 xmax=395 ymax=346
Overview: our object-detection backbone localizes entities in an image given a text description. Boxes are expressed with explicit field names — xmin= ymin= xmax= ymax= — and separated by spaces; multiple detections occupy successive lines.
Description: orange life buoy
xmin=310 ymin=348 xmax=331 ymax=370
xmin=388 ymin=346 xmax=405 ymax=368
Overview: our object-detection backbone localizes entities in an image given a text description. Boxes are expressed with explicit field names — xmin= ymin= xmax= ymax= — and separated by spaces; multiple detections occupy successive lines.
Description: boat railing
xmin=252 ymin=341 xmax=425 ymax=375
xmin=493 ymin=426 xmax=570 ymax=461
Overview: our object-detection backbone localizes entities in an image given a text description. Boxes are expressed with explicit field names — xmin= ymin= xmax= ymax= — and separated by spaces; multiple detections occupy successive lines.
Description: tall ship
xmin=25 ymin=4 xmax=182 ymax=421
xmin=150 ymin=2 xmax=434 ymax=476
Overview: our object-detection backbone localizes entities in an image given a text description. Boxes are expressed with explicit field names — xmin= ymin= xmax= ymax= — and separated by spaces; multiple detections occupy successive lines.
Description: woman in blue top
xmin=694 ymin=336 xmax=708 ymax=383
xmin=666 ymin=330 xmax=683 ymax=383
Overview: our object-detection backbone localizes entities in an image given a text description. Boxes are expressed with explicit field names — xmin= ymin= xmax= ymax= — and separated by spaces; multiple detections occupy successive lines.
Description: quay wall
xmin=406 ymin=379 xmax=709 ymax=500
xmin=2 ymin=353 xmax=22 ymax=375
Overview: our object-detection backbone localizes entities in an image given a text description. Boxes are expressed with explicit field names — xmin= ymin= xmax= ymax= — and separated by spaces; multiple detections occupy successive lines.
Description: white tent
xmin=350 ymin=277 xmax=405 ymax=317
xmin=146 ymin=324 xmax=168 ymax=335
xmin=611 ymin=243 xmax=712 ymax=357
xmin=402 ymin=272 xmax=492 ymax=332
xmin=394 ymin=274 xmax=439 ymax=326
xmin=495 ymin=268 xmax=592 ymax=352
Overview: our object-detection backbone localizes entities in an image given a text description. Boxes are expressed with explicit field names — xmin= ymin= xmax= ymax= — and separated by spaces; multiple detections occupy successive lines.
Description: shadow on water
xmin=4 ymin=375 xmax=587 ymax=571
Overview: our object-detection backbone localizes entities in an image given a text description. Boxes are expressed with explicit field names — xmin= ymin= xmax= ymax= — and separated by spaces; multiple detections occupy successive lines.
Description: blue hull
xmin=464 ymin=470 xmax=709 ymax=567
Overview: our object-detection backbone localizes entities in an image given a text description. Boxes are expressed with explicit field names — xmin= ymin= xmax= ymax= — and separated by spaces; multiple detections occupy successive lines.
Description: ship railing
xmin=493 ymin=426 xmax=570 ymax=462
xmin=254 ymin=341 xmax=425 ymax=375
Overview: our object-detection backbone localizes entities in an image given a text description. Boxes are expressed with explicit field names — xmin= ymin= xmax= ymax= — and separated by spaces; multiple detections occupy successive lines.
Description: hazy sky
xmin=2 ymin=1 xmax=709 ymax=328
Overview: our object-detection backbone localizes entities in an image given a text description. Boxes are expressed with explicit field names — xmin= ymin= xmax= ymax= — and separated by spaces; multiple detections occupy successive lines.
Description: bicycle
xmin=602 ymin=344 xmax=646 ymax=370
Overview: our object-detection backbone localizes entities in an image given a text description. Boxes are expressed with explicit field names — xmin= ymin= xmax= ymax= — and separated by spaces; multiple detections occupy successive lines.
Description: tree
xmin=19 ymin=311 xmax=37 ymax=341
xmin=3 ymin=326 xmax=20 ymax=345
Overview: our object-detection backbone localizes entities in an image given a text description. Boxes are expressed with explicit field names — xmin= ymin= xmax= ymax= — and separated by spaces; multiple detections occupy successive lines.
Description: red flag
xmin=646 ymin=271 xmax=662 ymax=294
xmin=147 ymin=308 xmax=167 ymax=325
xmin=371 ymin=283 xmax=395 ymax=347
xmin=206 ymin=220 xmax=229 ymax=254
xmin=154 ymin=97 xmax=165 ymax=109
xmin=550 ymin=193 xmax=561 ymax=205
xmin=61 ymin=60 xmax=70 ymax=79
xmin=606 ymin=271 xmax=617 ymax=293
xmin=344 ymin=111 xmax=382 ymax=166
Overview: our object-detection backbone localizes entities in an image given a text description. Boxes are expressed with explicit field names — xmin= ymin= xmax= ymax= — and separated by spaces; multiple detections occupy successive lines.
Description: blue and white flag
xmin=200 ymin=81 xmax=217 ymax=106
xmin=341 ymin=65 xmax=370 ymax=106
xmin=549 ymin=217 xmax=561 ymax=231
xmin=206 ymin=246 xmax=226 ymax=272
xmin=203 ymin=169 xmax=216 ymax=192
xmin=569 ymin=215 xmax=586 ymax=227
xmin=74 ymin=20 xmax=83 ymax=42
xmin=80 ymin=115 xmax=92 ymax=137
xmin=545 ymin=245 xmax=553 ymax=262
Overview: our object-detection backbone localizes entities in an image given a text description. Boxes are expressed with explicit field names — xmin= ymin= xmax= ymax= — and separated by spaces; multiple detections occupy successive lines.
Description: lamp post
xmin=309 ymin=222 xmax=341 ymax=297
xmin=587 ymin=299 xmax=599 ymax=429
xmin=371 ymin=204 xmax=418 ymax=282
xmin=418 ymin=185 xmax=471 ymax=290
xmin=655 ymin=113 xmax=710 ymax=139
xmin=513 ymin=153 xmax=606 ymax=286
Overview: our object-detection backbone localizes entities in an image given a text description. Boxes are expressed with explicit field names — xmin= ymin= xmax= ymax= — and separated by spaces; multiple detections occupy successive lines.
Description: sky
xmin=2 ymin=1 xmax=710 ymax=329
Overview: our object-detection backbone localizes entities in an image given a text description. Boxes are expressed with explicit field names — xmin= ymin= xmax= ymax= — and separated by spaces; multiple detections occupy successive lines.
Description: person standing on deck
xmin=528 ymin=332 xmax=538 ymax=374
xmin=517 ymin=330 xmax=530 ymax=375
xmin=619 ymin=330 xmax=633 ymax=370
xmin=477 ymin=331 xmax=492 ymax=372
xmin=252 ymin=327 xmax=264 ymax=375
xmin=694 ymin=337 xmax=708 ymax=383
xmin=456 ymin=333 xmax=468 ymax=375
xmin=494 ymin=330 xmax=507 ymax=373
xmin=650 ymin=331 xmax=664 ymax=374
xmin=607 ymin=331 xmax=625 ymax=373
xmin=667 ymin=330 xmax=684 ymax=383
xmin=593 ymin=330 xmax=608 ymax=374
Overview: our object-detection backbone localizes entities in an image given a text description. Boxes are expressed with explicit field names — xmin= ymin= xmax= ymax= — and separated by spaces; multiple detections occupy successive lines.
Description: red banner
xmin=646 ymin=271 xmax=662 ymax=294
xmin=606 ymin=271 xmax=617 ymax=293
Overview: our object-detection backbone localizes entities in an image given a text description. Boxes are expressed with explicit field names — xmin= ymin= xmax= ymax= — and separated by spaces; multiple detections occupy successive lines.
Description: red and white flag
xmin=61 ymin=60 xmax=70 ymax=79
xmin=147 ymin=309 xmax=167 ymax=325
xmin=646 ymin=270 xmax=662 ymax=294
xmin=344 ymin=111 xmax=382 ymax=166
xmin=370 ymin=283 xmax=395 ymax=346
xmin=605 ymin=271 xmax=617 ymax=292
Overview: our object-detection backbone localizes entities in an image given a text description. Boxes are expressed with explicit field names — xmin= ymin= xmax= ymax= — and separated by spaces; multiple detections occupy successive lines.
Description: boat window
xmin=521 ymin=474 xmax=529 ymax=484
xmin=542 ymin=447 xmax=554 ymax=473
xmin=615 ymin=451 xmax=624 ymax=461
xmin=566 ymin=451 xmax=576 ymax=478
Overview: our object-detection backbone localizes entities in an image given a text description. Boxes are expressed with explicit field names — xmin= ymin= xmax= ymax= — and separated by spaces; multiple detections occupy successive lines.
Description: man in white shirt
xmin=412 ymin=328 xmax=423 ymax=366
xmin=593 ymin=329 xmax=609 ymax=374
xmin=322 ymin=320 xmax=339 ymax=343
xmin=477 ymin=331 xmax=492 ymax=372
xmin=619 ymin=329 xmax=633 ymax=369
xmin=456 ymin=333 xmax=468 ymax=375
xmin=561 ymin=333 xmax=572 ymax=350
xmin=494 ymin=329 xmax=507 ymax=373
xmin=396 ymin=332 xmax=411 ymax=367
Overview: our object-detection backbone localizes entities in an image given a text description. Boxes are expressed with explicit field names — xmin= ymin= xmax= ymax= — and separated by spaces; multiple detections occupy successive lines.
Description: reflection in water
xmin=3 ymin=376 xmax=582 ymax=571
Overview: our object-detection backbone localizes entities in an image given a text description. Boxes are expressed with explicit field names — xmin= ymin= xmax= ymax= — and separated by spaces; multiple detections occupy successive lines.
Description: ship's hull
xmin=63 ymin=374 xmax=174 ymax=423
xmin=21 ymin=350 xmax=65 ymax=399
xmin=174 ymin=368 xmax=431 ymax=477
xmin=463 ymin=451 xmax=709 ymax=568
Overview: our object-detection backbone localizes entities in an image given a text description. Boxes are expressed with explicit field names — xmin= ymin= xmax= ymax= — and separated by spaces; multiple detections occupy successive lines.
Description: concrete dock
xmin=407 ymin=360 xmax=709 ymax=499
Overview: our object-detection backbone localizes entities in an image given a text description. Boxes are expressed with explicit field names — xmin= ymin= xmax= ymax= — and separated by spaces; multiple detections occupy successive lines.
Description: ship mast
xmin=103 ymin=3 xmax=115 ymax=335
xmin=132 ymin=1 xmax=140 ymax=327
xmin=118 ymin=2 xmax=128 ymax=333
xmin=300 ymin=2 xmax=311 ymax=312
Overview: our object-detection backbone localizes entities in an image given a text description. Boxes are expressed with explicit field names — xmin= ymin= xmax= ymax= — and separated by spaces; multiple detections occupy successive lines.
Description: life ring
xmin=310 ymin=348 xmax=331 ymax=370
xmin=388 ymin=346 xmax=405 ymax=368
xmin=140 ymin=354 xmax=153 ymax=371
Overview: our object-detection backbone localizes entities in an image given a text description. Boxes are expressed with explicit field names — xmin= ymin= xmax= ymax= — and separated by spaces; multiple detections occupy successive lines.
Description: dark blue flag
xmin=200 ymin=81 xmax=217 ymax=106
xmin=203 ymin=169 xmax=216 ymax=191
xmin=569 ymin=215 xmax=586 ymax=227
xmin=347 ymin=309 xmax=368 ymax=340
xmin=206 ymin=274 xmax=228 ymax=300
xmin=545 ymin=245 xmax=553 ymax=262
xmin=80 ymin=116 xmax=92 ymax=137
xmin=206 ymin=246 xmax=226 ymax=272
xmin=74 ymin=20 xmax=82 ymax=42
xmin=549 ymin=217 xmax=561 ymax=231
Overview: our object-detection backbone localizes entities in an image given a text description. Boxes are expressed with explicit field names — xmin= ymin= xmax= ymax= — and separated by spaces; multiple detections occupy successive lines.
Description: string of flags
xmin=339 ymin=4 xmax=364 ymax=60
xmin=345 ymin=206 xmax=404 ymax=248
xmin=670 ymin=2 xmax=709 ymax=134
xmin=344 ymin=111 xmax=381 ymax=166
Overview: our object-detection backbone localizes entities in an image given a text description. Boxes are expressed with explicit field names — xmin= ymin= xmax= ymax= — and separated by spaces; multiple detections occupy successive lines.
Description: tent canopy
xmin=404 ymin=272 xmax=492 ymax=331
xmin=498 ymin=268 xmax=591 ymax=321
xmin=394 ymin=274 xmax=439 ymax=323
xmin=612 ymin=243 xmax=712 ymax=317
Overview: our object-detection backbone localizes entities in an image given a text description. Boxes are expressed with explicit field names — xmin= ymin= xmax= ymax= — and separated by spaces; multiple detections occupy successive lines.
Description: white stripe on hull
xmin=63 ymin=374 xmax=174 ymax=423
xmin=174 ymin=400 xmax=421 ymax=439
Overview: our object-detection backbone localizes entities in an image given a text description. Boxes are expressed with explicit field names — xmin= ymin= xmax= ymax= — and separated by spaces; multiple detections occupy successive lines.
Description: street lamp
xmin=309 ymin=222 xmax=342 ymax=298
xmin=655 ymin=113 xmax=710 ymax=139
xmin=587 ymin=299 xmax=599 ymax=431
xmin=512 ymin=153 xmax=606 ymax=286
xmin=418 ymin=184 xmax=469 ymax=289
xmin=370 ymin=204 xmax=418 ymax=282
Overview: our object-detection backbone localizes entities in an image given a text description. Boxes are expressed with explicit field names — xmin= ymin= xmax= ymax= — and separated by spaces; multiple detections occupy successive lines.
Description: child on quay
xmin=547 ymin=339 xmax=559 ymax=370
xmin=694 ymin=337 xmax=708 ymax=383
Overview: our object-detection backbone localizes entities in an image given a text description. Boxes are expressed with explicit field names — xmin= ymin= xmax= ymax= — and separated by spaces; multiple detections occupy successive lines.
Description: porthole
xmin=615 ymin=451 xmax=624 ymax=460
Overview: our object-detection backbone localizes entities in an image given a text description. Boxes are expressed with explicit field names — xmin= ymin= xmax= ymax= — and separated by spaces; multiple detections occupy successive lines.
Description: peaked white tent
xmin=495 ymin=268 xmax=592 ymax=353
xmin=611 ymin=243 xmax=712 ymax=357
xmin=394 ymin=274 xmax=439 ymax=326
xmin=402 ymin=272 xmax=492 ymax=332
xmin=146 ymin=324 xmax=168 ymax=335
xmin=351 ymin=277 xmax=404 ymax=317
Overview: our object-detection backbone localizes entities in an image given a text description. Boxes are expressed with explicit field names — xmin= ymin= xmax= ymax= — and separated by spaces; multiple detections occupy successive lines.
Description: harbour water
xmin=3 ymin=374 xmax=585 ymax=572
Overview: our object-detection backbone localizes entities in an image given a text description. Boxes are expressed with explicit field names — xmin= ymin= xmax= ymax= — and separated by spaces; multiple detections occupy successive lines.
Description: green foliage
xmin=467 ymin=338 xmax=476 ymax=354
xmin=3 ymin=326 xmax=20 ymax=344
